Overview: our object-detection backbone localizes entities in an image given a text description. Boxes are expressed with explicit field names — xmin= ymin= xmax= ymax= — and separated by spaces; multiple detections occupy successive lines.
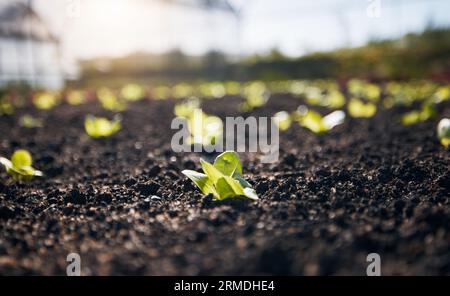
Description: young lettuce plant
xmin=97 ymin=88 xmax=127 ymax=112
xmin=401 ymin=103 xmax=436 ymax=126
xmin=0 ymin=95 xmax=14 ymax=115
xmin=0 ymin=150 xmax=43 ymax=181
xmin=294 ymin=106 xmax=345 ymax=134
xmin=347 ymin=98 xmax=377 ymax=118
xmin=182 ymin=151 xmax=258 ymax=201
xmin=174 ymin=99 xmax=223 ymax=146
xmin=437 ymin=118 xmax=450 ymax=148
xmin=33 ymin=92 xmax=59 ymax=110
xmin=121 ymin=84 xmax=145 ymax=101
xmin=85 ymin=115 xmax=121 ymax=138
xmin=273 ymin=111 xmax=292 ymax=131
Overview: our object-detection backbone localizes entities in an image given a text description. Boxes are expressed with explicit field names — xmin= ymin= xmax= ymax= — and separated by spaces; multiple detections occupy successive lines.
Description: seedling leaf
xmin=11 ymin=150 xmax=32 ymax=168
xmin=213 ymin=151 xmax=242 ymax=176
xmin=181 ymin=169 xmax=217 ymax=197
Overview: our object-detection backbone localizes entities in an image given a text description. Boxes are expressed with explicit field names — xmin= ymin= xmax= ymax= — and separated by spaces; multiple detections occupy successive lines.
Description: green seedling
xmin=152 ymin=85 xmax=171 ymax=100
xmin=33 ymin=92 xmax=58 ymax=110
xmin=348 ymin=79 xmax=380 ymax=102
xmin=348 ymin=98 xmax=377 ymax=118
xmin=121 ymin=84 xmax=145 ymax=101
xmin=325 ymin=89 xmax=346 ymax=108
xmin=182 ymin=151 xmax=258 ymax=201
xmin=437 ymin=118 xmax=450 ymax=148
xmin=294 ymin=106 xmax=345 ymax=134
xmin=433 ymin=86 xmax=450 ymax=103
xmin=199 ymin=82 xmax=226 ymax=99
xmin=401 ymin=103 xmax=436 ymax=126
xmin=174 ymin=98 xmax=200 ymax=118
xmin=19 ymin=115 xmax=43 ymax=128
xmin=0 ymin=150 xmax=43 ymax=181
xmin=85 ymin=115 xmax=121 ymax=138
xmin=67 ymin=90 xmax=86 ymax=105
xmin=240 ymin=82 xmax=270 ymax=112
xmin=97 ymin=88 xmax=127 ymax=111
xmin=273 ymin=111 xmax=292 ymax=131
xmin=0 ymin=99 xmax=14 ymax=115
xmin=174 ymin=99 xmax=223 ymax=146
xmin=173 ymin=83 xmax=193 ymax=99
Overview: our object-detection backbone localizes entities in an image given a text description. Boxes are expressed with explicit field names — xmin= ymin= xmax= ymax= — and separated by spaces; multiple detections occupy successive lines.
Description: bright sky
xmin=30 ymin=0 xmax=450 ymax=60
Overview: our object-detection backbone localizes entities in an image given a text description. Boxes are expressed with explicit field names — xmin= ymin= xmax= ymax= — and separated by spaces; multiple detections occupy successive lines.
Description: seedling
xmin=348 ymin=98 xmax=377 ymax=118
xmin=294 ymin=106 xmax=345 ymax=134
xmin=174 ymin=99 xmax=223 ymax=146
xmin=84 ymin=115 xmax=121 ymax=138
xmin=67 ymin=90 xmax=86 ymax=105
xmin=33 ymin=92 xmax=58 ymax=110
xmin=348 ymin=79 xmax=380 ymax=102
xmin=152 ymin=85 xmax=171 ymax=100
xmin=19 ymin=115 xmax=43 ymax=128
xmin=121 ymin=84 xmax=145 ymax=101
xmin=433 ymin=86 xmax=450 ymax=103
xmin=273 ymin=111 xmax=292 ymax=131
xmin=199 ymin=82 xmax=226 ymax=99
xmin=173 ymin=83 xmax=193 ymax=99
xmin=0 ymin=150 xmax=43 ymax=181
xmin=401 ymin=103 xmax=436 ymax=126
xmin=0 ymin=98 xmax=14 ymax=115
xmin=182 ymin=151 xmax=258 ymax=201
xmin=174 ymin=98 xmax=200 ymax=118
xmin=437 ymin=118 xmax=450 ymax=148
xmin=325 ymin=89 xmax=346 ymax=108
xmin=97 ymin=88 xmax=127 ymax=112
xmin=240 ymin=82 xmax=270 ymax=112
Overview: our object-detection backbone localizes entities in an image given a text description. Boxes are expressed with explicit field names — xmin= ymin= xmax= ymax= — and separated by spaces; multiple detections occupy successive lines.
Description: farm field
xmin=1 ymin=80 xmax=449 ymax=275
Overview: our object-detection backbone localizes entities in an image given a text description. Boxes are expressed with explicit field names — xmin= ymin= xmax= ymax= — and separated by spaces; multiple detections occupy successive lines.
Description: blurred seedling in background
xmin=121 ymin=84 xmax=145 ymax=101
xmin=240 ymin=81 xmax=270 ymax=112
xmin=0 ymin=150 xmax=43 ymax=181
xmin=97 ymin=87 xmax=127 ymax=112
xmin=199 ymin=82 xmax=226 ymax=99
xmin=67 ymin=90 xmax=86 ymax=105
xmin=33 ymin=92 xmax=59 ymax=110
xmin=294 ymin=105 xmax=345 ymax=134
xmin=85 ymin=115 xmax=122 ymax=138
xmin=0 ymin=96 xmax=14 ymax=115
xmin=348 ymin=79 xmax=381 ymax=102
xmin=19 ymin=115 xmax=43 ymax=128
xmin=437 ymin=118 xmax=450 ymax=148
xmin=172 ymin=83 xmax=193 ymax=99
xmin=174 ymin=97 xmax=200 ymax=118
xmin=348 ymin=98 xmax=377 ymax=118
xmin=401 ymin=103 xmax=436 ymax=126
xmin=174 ymin=98 xmax=223 ymax=146
xmin=432 ymin=86 xmax=450 ymax=103
xmin=273 ymin=111 xmax=292 ymax=131
xmin=152 ymin=85 xmax=172 ymax=100
xmin=182 ymin=151 xmax=258 ymax=201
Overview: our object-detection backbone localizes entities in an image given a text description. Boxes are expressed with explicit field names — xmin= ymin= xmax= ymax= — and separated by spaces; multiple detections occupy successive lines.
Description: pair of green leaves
xmin=85 ymin=115 xmax=122 ymax=138
xmin=348 ymin=98 xmax=377 ymax=118
xmin=182 ymin=151 xmax=258 ymax=201
xmin=0 ymin=150 xmax=43 ymax=181
xmin=401 ymin=103 xmax=436 ymax=126
xmin=294 ymin=106 xmax=346 ymax=134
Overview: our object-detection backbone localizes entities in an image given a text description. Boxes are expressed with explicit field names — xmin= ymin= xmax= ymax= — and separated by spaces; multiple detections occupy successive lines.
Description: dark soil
xmin=0 ymin=94 xmax=449 ymax=275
